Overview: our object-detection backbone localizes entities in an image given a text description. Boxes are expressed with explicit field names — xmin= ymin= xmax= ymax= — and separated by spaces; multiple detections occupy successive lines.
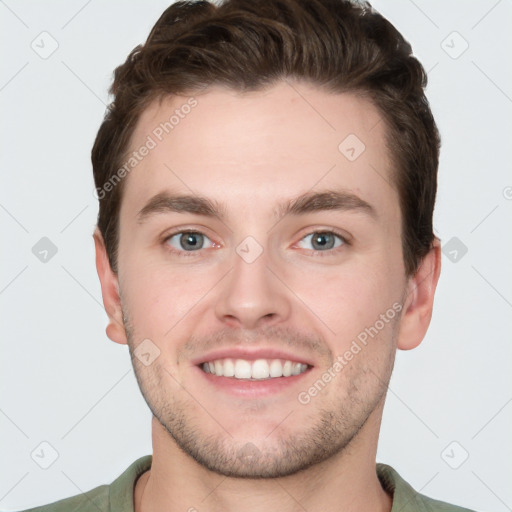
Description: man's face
xmin=116 ymin=81 xmax=408 ymax=477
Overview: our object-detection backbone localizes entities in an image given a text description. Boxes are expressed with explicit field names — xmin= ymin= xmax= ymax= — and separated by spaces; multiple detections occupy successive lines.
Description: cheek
xmin=120 ymin=259 xmax=221 ymax=338
xmin=285 ymin=259 xmax=401 ymax=344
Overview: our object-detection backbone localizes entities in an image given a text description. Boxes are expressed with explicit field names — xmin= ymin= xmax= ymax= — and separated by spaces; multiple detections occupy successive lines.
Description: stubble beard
xmin=122 ymin=308 xmax=397 ymax=479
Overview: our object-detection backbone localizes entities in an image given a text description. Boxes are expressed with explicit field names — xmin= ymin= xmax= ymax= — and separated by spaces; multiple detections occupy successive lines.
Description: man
xmin=20 ymin=0 xmax=475 ymax=510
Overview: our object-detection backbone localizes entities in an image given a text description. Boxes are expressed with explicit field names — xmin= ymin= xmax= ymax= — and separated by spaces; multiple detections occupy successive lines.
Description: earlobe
xmin=93 ymin=228 xmax=128 ymax=345
xmin=397 ymin=238 xmax=442 ymax=351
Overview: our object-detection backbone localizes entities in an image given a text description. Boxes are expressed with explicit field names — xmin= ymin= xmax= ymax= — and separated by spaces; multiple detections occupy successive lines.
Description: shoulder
xmin=377 ymin=463 xmax=477 ymax=512
xmin=13 ymin=484 xmax=109 ymax=512
xmin=12 ymin=455 xmax=152 ymax=512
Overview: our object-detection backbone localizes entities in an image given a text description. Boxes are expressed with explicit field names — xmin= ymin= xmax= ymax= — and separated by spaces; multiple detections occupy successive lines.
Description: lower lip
xmin=195 ymin=365 xmax=312 ymax=398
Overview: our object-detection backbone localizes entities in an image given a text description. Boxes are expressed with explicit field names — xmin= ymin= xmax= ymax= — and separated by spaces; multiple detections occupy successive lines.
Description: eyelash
xmin=295 ymin=230 xmax=349 ymax=257
xmin=162 ymin=229 xmax=350 ymax=258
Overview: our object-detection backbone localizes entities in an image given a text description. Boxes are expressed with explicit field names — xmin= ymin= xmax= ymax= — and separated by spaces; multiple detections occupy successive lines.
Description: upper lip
xmin=191 ymin=347 xmax=315 ymax=367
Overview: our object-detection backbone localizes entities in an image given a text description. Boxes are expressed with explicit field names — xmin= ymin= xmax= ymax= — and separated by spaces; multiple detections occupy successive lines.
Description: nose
xmin=214 ymin=242 xmax=291 ymax=330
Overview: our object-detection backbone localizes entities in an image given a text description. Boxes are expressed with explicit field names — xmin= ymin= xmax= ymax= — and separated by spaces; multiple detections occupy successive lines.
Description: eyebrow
xmin=136 ymin=189 xmax=377 ymax=224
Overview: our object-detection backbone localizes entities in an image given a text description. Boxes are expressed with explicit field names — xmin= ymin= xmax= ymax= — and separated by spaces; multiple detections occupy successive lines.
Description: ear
xmin=397 ymin=237 xmax=442 ymax=350
xmin=93 ymin=228 xmax=127 ymax=345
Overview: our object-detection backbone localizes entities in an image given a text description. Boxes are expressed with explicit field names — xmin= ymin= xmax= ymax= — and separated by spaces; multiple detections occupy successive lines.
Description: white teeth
xmin=214 ymin=360 xmax=223 ymax=377
xmin=251 ymin=359 xmax=270 ymax=379
xmin=234 ymin=359 xmax=252 ymax=379
xmin=269 ymin=359 xmax=283 ymax=377
xmin=291 ymin=362 xmax=302 ymax=376
xmin=202 ymin=358 xmax=309 ymax=379
xmin=223 ymin=358 xmax=235 ymax=377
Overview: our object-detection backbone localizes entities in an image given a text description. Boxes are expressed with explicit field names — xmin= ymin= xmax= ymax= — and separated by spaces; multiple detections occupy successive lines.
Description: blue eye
xmin=163 ymin=230 xmax=346 ymax=256
xmin=166 ymin=231 xmax=213 ymax=252
xmin=297 ymin=231 xmax=345 ymax=251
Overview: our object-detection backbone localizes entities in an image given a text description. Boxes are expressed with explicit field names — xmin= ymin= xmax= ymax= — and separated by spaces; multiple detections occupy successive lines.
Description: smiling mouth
xmin=200 ymin=358 xmax=311 ymax=380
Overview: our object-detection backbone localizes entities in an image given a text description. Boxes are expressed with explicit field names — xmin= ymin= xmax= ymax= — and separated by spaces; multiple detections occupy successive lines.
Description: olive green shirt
xmin=17 ymin=456 xmax=475 ymax=511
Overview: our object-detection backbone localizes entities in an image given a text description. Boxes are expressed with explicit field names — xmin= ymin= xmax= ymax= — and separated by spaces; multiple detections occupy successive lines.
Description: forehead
xmin=121 ymin=81 xmax=397 ymax=223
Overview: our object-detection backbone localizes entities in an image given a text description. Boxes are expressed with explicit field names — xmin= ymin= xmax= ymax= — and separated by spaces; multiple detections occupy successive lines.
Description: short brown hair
xmin=92 ymin=0 xmax=440 ymax=277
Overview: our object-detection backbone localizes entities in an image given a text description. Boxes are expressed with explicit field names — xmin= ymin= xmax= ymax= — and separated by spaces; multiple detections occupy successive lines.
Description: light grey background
xmin=1 ymin=1 xmax=511 ymax=511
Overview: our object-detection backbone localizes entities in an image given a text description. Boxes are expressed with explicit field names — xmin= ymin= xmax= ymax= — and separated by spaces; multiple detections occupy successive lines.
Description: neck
xmin=135 ymin=413 xmax=392 ymax=512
